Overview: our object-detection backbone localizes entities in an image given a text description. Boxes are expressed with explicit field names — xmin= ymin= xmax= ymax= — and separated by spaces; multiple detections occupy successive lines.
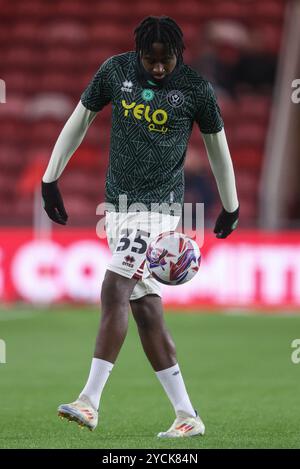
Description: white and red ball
xmin=146 ymin=232 xmax=201 ymax=285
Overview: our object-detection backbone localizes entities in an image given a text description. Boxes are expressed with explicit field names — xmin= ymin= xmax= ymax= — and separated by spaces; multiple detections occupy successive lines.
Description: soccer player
xmin=42 ymin=16 xmax=239 ymax=438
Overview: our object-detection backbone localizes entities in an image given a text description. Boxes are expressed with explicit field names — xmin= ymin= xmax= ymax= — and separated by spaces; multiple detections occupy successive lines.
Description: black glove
xmin=214 ymin=206 xmax=239 ymax=238
xmin=41 ymin=180 xmax=68 ymax=225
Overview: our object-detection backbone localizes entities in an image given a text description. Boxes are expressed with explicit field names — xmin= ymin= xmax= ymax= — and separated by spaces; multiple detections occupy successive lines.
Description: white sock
xmin=79 ymin=358 xmax=113 ymax=410
xmin=155 ymin=363 xmax=196 ymax=417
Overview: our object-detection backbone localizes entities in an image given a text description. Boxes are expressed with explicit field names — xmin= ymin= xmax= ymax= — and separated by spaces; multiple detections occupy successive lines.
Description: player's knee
xmin=101 ymin=271 xmax=131 ymax=311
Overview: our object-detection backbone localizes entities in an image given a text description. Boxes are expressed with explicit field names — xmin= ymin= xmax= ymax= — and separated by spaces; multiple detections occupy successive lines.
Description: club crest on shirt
xmin=167 ymin=90 xmax=184 ymax=108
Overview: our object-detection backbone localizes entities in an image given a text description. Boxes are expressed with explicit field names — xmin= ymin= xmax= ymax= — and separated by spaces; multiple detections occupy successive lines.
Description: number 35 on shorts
xmin=108 ymin=229 xmax=151 ymax=279
xmin=116 ymin=229 xmax=150 ymax=254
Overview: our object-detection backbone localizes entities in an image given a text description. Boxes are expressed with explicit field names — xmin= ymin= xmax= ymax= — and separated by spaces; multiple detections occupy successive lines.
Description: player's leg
xmin=130 ymin=293 xmax=205 ymax=437
xmin=130 ymin=294 xmax=177 ymax=370
xmin=94 ymin=270 xmax=138 ymax=362
xmin=58 ymin=270 xmax=137 ymax=430
xmin=79 ymin=269 xmax=138 ymax=398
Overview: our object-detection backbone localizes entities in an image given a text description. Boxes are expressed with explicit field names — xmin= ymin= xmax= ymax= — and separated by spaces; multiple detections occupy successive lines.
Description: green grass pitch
xmin=0 ymin=307 xmax=299 ymax=449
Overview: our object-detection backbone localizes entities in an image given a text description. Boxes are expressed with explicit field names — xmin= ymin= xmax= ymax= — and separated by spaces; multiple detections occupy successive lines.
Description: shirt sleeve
xmin=42 ymin=101 xmax=97 ymax=182
xmin=81 ymin=57 xmax=113 ymax=112
xmin=194 ymin=81 xmax=224 ymax=134
xmin=201 ymin=128 xmax=239 ymax=212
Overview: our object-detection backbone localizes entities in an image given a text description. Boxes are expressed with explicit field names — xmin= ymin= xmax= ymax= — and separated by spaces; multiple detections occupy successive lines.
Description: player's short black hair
xmin=134 ymin=16 xmax=185 ymax=60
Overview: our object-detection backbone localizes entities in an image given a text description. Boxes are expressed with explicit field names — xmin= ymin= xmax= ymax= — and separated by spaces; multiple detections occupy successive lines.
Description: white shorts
xmin=105 ymin=211 xmax=180 ymax=301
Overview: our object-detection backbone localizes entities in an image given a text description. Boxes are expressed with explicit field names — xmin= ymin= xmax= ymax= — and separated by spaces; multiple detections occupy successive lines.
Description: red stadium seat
xmin=213 ymin=0 xmax=248 ymax=20
xmin=55 ymin=2 xmax=91 ymax=20
xmin=236 ymin=197 xmax=258 ymax=225
xmin=61 ymin=171 xmax=105 ymax=199
xmin=230 ymin=122 xmax=267 ymax=148
xmin=39 ymin=72 xmax=81 ymax=95
xmin=0 ymin=25 xmax=12 ymax=45
xmin=12 ymin=197 xmax=34 ymax=222
xmin=0 ymin=95 xmax=26 ymax=117
xmin=44 ymin=47 xmax=81 ymax=69
xmin=167 ymin=2 xmax=213 ymax=21
xmin=0 ymin=144 xmax=24 ymax=172
xmin=217 ymin=96 xmax=237 ymax=123
xmin=89 ymin=23 xmax=133 ymax=48
xmin=237 ymin=94 xmax=271 ymax=123
xmin=253 ymin=1 xmax=286 ymax=20
xmin=236 ymin=170 xmax=260 ymax=193
xmin=4 ymin=46 xmax=43 ymax=68
xmin=83 ymin=47 xmax=120 ymax=70
xmin=15 ymin=1 xmax=50 ymax=19
xmin=30 ymin=119 xmax=63 ymax=145
xmin=3 ymin=71 xmax=38 ymax=95
xmin=232 ymin=147 xmax=263 ymax=172
xmin=93 ymin=1 xmax=133 ymax=20
xmin=11 ymin=22 xmax=42 ymax=43
xmin=0 ymin=119 xmax=30 ymax=144
xmin=62 ymin=194 xmax=102 ymax=219
xmin=45 ymin=21 xmax=89 ymax=45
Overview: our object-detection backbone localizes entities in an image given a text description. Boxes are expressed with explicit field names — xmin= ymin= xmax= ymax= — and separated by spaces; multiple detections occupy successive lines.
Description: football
xmin=146 ymin=231 xmax=201 ymax=285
